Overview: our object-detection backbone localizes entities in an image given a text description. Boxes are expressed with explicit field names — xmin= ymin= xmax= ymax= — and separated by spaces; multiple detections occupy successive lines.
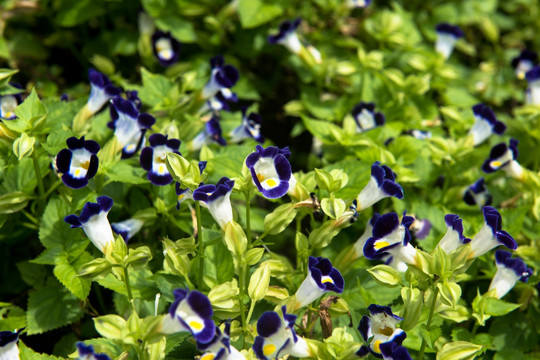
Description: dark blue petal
xmin=62 ymin=174 xmax=88 ymax=189
xmin=64 ymin=214 xmax=82 ymax=228
xmin=56 ymin=148 xmax=72 ymax=173
xmin=140 ymin=147 xmax=154 ymax=171
xmin=372 ymin=213 xmax=400 ymax=238
xmin=257 ymin=311 xmax=282 ymax=337
xmin=358 ymin=316 xmax=371 ymax=341
xmin=436 ymin=23 xmax=464 ymax=38
xmin=187 ymin=290 xmax=214 ymax=318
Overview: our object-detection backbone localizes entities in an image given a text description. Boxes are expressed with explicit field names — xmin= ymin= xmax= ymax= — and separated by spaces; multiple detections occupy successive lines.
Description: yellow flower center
xmin=373 ymin=340 xmax=383 ymax=353
xmin=265 ymin=178 xmax=277 ymax=187
xmin=257 ymin=173 xmax=265 ymax=182
xmin=263 ymin=344 xmax=276 ymax=356
xmin=322 ymin=277 xmax=334 ymax=284
xmin=200 ymin=353 xmax=215 ymax=360
xmin=490 ymin=160 xmax=502 ymax=168
xmin=374 ymin=241 xmax=390 ymax=250
xmin=189 ymin=320 xmax=204 ymax=331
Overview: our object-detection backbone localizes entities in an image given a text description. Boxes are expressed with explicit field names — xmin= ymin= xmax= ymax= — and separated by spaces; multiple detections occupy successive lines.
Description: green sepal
xmin=223 ymin=220 xmax=248 ymax=260
xmin=125 ymin=246 xmax=153 ymax=270
xmin=367 ymin=264 xmax=402 ymax=287
xmin=94 ymin=314 xmax=127 ymax=340
xmin=0 ymin=191 xmax=30 ymax=214
xmin=400 ymin=287 xmax=423 ymax=331
xmin=208 ymin=279 xmax=241 ymax=320
xmin=166 ymin=152 xmax=205 ymax=189
xmin=248 ymin=262 xmax=270 ymax=302
xmin=263 ymin=203 xmax=298 ymax=235
xmin=245 ymin=247 xmax=265 ymax=266
xmin=77 ymin=257 xmax=113 ymax=281
xmin=12 ymin=133 xmax=35 ymax=160
xmin=436 ymin=341 xmax=485 ymax=360
xmin=320 ymin=195 xmax=347 ymax=220
xmin=309 ymin=219 xmax=341 ymax=249
xmin=437 ymin=281 xmax=462 ymax=308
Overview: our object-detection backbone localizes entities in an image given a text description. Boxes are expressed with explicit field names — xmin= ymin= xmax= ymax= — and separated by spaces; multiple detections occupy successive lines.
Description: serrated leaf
xmin=138 ymin=68 xmax=175 ymax=108
xmin=155 ymin=15 xmax=197 ymax=43
xmin=238 ymin=0 xmax=283 ymax=29
xmin=53 ymin=251 xmax=93 ymax=300
xmin=105 ymin=162 xmax=148 ymax=184
xmin=20 ymin=341 xmax=65 ymax=360
xmin=13 ymin=88 xmax=47 ymax=131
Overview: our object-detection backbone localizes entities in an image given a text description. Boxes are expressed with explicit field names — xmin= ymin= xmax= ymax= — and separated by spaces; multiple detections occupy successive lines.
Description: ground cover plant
xmin=0 ymin=0 xmax=539 ymax=359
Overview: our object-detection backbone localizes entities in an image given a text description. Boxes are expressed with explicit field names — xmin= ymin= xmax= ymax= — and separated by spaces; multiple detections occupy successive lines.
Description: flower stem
xmin=238 ymin=262 xmax=248 ymax=333
xmin=31 ymin=151 xmax=46 ymax=212
xmin=123 ymin=266 xmax=136 ymax=313
xmin=195 ymin=201 xmax=204 ymax=289
xmin=245 ymin=188 xmax=252 ymax=248
xmin=246 ymin=298 xmax=256 ymax=326
xmin=418 ymin=286 xmax=439 ymax=360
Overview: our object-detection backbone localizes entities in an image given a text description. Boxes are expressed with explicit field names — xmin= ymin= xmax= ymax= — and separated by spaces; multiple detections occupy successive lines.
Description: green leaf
xmin=0 ymin=191 xmax=30 ymax=214
xmin=105 ymin=162 xmax=148 ymax=184
xmin=238 ymin=0 xmax=283 ymax=29
xmin=420 ymin=323 xmax=442 ymax=349
xmin=20 ymin=341 xmax=66 ymax=360
xmin=26 ymin=278 xmax=84 ymax=335
xmin=0 ymin=68 xmax=18 ymax=82
xmin=264 ymin=203 xmax=298 ymax=235
xmin=55 ymin=0 xmax=105 ymax=27
xmin=367 ymin=264 xmax=401 ymax=287
xmin=436 ymin=341 xmax=484 ymax=360
xmin=13 ymin=88 xmax=47 ymax=133
xmin=138 ymin=67 xmax=175 ymax=108
xmin=94 ymin=314 xmax=127 ymax=340
xmin=53 ymin=251 xmax=93 ymax=300
xmin=484 ymin=297 xmax=521 ymax=316
xmin=155 ymin=16 xmax=197 ymax=43
xmin=0 ymin=305 xmax=26 ymax=331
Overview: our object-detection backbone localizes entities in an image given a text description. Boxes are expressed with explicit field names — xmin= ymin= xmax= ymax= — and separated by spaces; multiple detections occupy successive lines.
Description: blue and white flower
xmin=160 ymin=289 xmax=216 ymax=344
xmin=525 ymin=65 xmax=540 ymax=105
xmin=192 ymin=116 xmax=227 ymax=151
xmin=468 ymin=103 xmax=506 ymax=146
xmin=351 ymin=102 xmax=385 ymax=133
xmin=86 ymin=69 xmax=121 ymax=115
xmin=488 ymin=250 xmax=533 ymax=299
xmin=64 ymin=196 xmax=115 ymax=253
xmin=357 ymin=304 xmax=407 ymax=358
xmin=151 ymin=30 xmax=181 ymax=67
xmin=463 ymin=177 xmax=492 ymax=207
xmin=409 ymin=129 xmax=432 ymax=140
xmin=203 ymin=89 xmax=239 ymax=113
xmin=253 ymin=306 xmax=310 ymax=360
xmin=482 ymin=138 xmax=523 ymax=179
xmin=140 ymin=134 xmax=181 ymax=186
xmin=268 ymin=18 xmax=302 ymax=55
xmin=108 ymin=97 xmax=156 ymax=159
xmin=346 ymin=0 xmax=372 ymax=8
xmin=411 ymin=217 xmax=432 ymax=240
xmin=353 ymin=213 xmax=380 ymax=258
xmin=230 ymin=107 xmax=264 ymax=143
xmin=111 ymin=218 xmax=144 ymax=242
xmin=511 ymin=50 xmax=537 ymax=80
xmin=0 ymin=329 xmax=22 ymax=360
xmin=379 ymin=341 xmax=412 ymax=360
xmin=364 ymin=212 xmax=417 ymax=272
xmin=293 ymin=256 xmax=344 ymax=309
xmin=245 ymin=145 xmax=292 ymax=199
xmin=202 ymin=55 xmax=239 ymax=100
xmin=468 ymin=206 xmax=517 ymax=258
xmin=76 ymin=342 xmax=111 ymax=360
xmin=437 ymin=214 xmax=471 ymax=254
xmin=197 ymin=322 xmax=246 ymax=360
xmin=356 ymin=162 xmax=404 ymax=211
xmin=435 ymin=23 xmax=464 ymax=59
xmin=193 ymin=177 xmax=235 ymax=229
xmin=56 ymin=136 xmax=100 ymax=189
xmin=0 ymin=85 xmax=22 ymax=120
xmin=125 ymin=90 xmax=142 ymax=110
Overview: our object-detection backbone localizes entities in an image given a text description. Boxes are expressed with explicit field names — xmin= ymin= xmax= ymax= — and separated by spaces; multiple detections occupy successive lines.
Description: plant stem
xmin=418 ymin=286 xmax=439 ymax=360
xmin=238 ymin=262 xmax=247 ymax=333
xmin=32 ymin=151 xmax=46 ymax=212
xmin=246 ymin=299 xmax=256 ymax=326
xmin=245 ymin=188 xmax=252 ymax=248
xmin=123 ymin=266 xmax=136 ymax=313
xmin=195 ymin=201 xmax=204 ymax=289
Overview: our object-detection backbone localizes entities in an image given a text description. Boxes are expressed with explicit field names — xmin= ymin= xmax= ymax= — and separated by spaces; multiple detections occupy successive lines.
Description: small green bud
xmin=314 ymin=168 xmax=333 ymax=192
xmin=223 ymin=221 xmax=247 ymax=259
xmin=12 ymin=133 xmax=35 ymax=160
xmin=245 ymin=247 xmax=265 ymax=266
xmin=437 ymin=341 xmax=485 ymax=360
xmin=77 ymin=258 xmax=112 ymax=280
xmin=264 ymin=203 xmax=298 ymax=235
xmin=367 ymin=264 xmax=401 ymax=287
xmin=94 ymin=314 xmax=127 ymax=340
xmin=125 ymin=246 xmax=153 ymax=270
xmin=248 ymin=263 xmax=270 ymax=302
xmin=320 ymin=196 xmax=347 ymax=220
xmin=400 ymin=287 xmax=423 ymax=331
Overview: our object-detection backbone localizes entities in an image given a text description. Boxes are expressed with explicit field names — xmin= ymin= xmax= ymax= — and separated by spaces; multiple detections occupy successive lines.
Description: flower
xmin=293 ymin=256 xmax=344 ymax=309
xmin=435 ymin=23 xmax=464 ymax=59
xmin=351 ymin=102 xmax=385 ymax=132
xmin=268 ymin=18 xmax=302 ymax=54
xmin=140 ymin=134 xmax=181 ymax=186
xmin=0 ymin=329 xmax=23 ymax=360
xmin=468 ymin=206 xmax=517 ymax=258
xmin=353 ymin=213 xmax=381 ymax=258
xmin=151 ymin=30 xmax=181 ymax=66
xmin=197 ymin=322 xmax=246 ymax=360
xmin=245 ymin=145 xmax=292 ymax=199
xmin=468 ymin=103 xmax=506 ymax=146
xmin=363 ymin=212 xmax=417 ymax=272
xmin=204 ymin=89 xmax=239 ymax=113
xmin=463 ymin=177 xmax=492 ymax=207
xmin=76 ymin=342 xmax=111 ymax=360
xmin=356 ymin=162 xmax=404 ymax=211
xmin=56 ymin=136 xmax=100 ymax=189
xmin=192 ymin=116 xmax=227 ymax=151
xmin=86 ymin=69 xmax=121 ymax=115
xmin=230 ymin=107 xmax=264 ymax=143
xmin=0 ymin=85 xmax=22 ymax=120
xmin=346 ymin=0 xmax=372 ymax=8
xmin=253 ymin=306 xmax=310 ymax=360
xmin=357 ymin=304 xmax=407 ymax=358
xmin=411 ymin=217 xmax=432 ymax=239
xmin=408 ymin=129 xmax=432 ymax=140
xmin=202 ymin=55 xmax=239 ymax=99
xmin=488 ymin=250 xmax=533 ymax=299
xmin=111 ymin=218 xmax=144 ymax=242
xmin=511 ymin=50 xmax=538 ymax=80
xmin=379 ymin=341 xmax=412 ymax=360
xmin=437 ymin=214 xmax=471 ymax=254
xmin=482 ymin=138 xmax=523 ymax=179
xmin=193 ymin=177 xmax=235 ymax=229
xmin=175 ymin=161 xmax=206 ymax=209
xmin=108 ymin=97 xmax=156 ymax=159
xmin=525 ymin=65 xmax=540 ymax=105
xmin=64 ymin=196 xmax=115 ymax=253
xmin=160 ymin=289 xmax=216 ymax=344
xmin=126 ymin=90 xmax=142 ymax=110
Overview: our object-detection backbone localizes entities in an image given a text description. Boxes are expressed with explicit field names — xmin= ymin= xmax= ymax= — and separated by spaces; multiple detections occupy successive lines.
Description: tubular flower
xmin=353 ymin=213 xmax=381 ymax=258
xmin=197 ymin=322 xmax=246 ymax=360
xmin=364 ymin=212 xmax=417 ymax=272
xmin=268 ymin=18 xmax=302 ymax=54
xmin=193 ymin=177 xmax=235 ymax=229
xmin=468 ymin=104 xmax=506 ymax=146
xmin=411 ymin=217 xmax=432 ymax=240
xmin=151 ymin=30 xmax=181 ymax=67
xmin=468 ymin=206 xmax=517 ymax=258
xmin=482 ymin=138 xmax=523 ymax=179
xmin=511 ymin=50 xmax=538 ymax=80
xmin=202 ymin=55 xmax=239 ymax=99
xmin=525 ymin=65 xmax=540 ymax=105
xmin=0 ymin=329 xmax=23 ymax=360
xmin=204 ymin=89 xmax=238 ymax=113
xmin=192 ymin=116 xmax=227 ymax=151
xmin=126 ymin=90 xmax=142 ymax=110
xmin=356 ymin=162 xmax=404 ymax=211
xmin=230 ymin=107 xmax=264 ymax=143
xmin=76 ymin=342 xmax=111 ymax=360
xmin=346 ymin=0 xmax=372 ymax=8
xmin=64 ymin=196 xmax=115 ymax=253
xmin=111 ymin=218 xmax=144 ymax=242
xmin=253 ymin=306 xmax=310 ymax=360
xmin=0 ymin=86 xmax=22 ymax=120
xmin=435 ymin=23 xmax=464 ymax=59
xmin=463 ymin=177 xmax=492 ymax=207
xmin=379 ymin=341 xmax=412 ymax=360
xmin=357 ymin=304 xmax=407 ymax=358
xmin=140 ymin=134 xmax=181 ymax=186
xmin=108 ymin=97 xmax=156 ymax=158
xmin=437 ymin=214 xmax=471 ymax=254
xmin=293 ymin=256 xmax=344 ymax=309
xmin=245 ymin=145 xmax=292 ymax=199
xmin=351 ymin=102 xmax=385 ymax=133
xmin=488 ymin=250 xmax=533 ymax=299
xmin=409 ymin=129 xmax=432 ymax=140
xmin=159 ymin=289 xmax=216 ymax=344
xmin=86 ymin=69 xmax=121 ymax=115
xmin=56 ymin=136 xmax=100 ymax=189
